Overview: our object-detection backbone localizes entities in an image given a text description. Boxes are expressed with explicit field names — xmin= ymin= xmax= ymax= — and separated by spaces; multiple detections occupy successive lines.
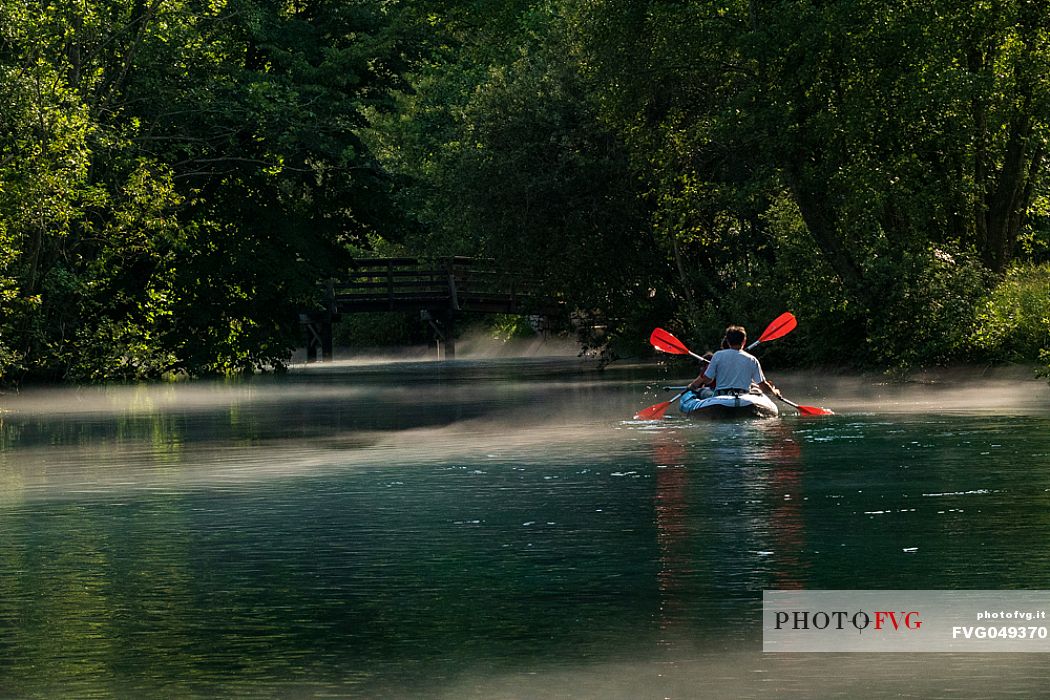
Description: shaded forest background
xmin=1 ymin=0 xmax=1048 ymax=382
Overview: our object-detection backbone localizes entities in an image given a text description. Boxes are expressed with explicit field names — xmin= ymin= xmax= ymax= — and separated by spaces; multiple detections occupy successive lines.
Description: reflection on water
xmin=0 ymin=360 xmax=1049 ymax=697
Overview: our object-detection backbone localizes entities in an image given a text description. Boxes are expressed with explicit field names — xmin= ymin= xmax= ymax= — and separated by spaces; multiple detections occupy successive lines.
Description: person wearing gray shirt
xmin=687 ymin=325 xmax=783 ymax=397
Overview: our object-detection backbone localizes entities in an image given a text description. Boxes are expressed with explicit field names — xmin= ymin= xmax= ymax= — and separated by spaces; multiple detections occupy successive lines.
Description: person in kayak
xmin=692 ymin=352 xmax=716 ymax=398
xmin=686 ymin=325 xmax=783 ymax=398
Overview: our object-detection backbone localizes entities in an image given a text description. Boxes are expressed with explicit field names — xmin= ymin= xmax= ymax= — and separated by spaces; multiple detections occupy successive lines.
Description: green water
xmin=1 ymin=360 xmax=1050 ymax=698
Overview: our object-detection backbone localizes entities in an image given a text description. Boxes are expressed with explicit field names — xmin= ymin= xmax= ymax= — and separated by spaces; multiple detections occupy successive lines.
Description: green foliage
xmin=972 ymin=263 xmax=1050 ymax=363
xmin=0 ymin=0 xmax=407 ymax=382
xmin=333 ymin=312 xmax=420 ymax=348
xmin=371 ymin=2 xmax=672 ymax=345
xmin=2 ymin=0 xmax=1050 ymax=381
xmin=486 ymin=314 xmax=537 ymax=343
xmin=544 ymin=0 xmax=1050 ymax=365
xmin=863 ymin=249 xmax=993 ymax=369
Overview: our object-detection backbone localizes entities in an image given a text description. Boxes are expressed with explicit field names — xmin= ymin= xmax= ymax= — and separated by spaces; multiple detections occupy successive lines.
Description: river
xmin=1 ymin=358 xmax=1049 ymax=698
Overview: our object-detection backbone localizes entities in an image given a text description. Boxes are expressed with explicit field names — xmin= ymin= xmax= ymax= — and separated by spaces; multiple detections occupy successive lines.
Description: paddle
xmin=773 ymin=395 xmax=835 ymax=416
xmin=637 ymin=314 xmax=797 ymax=420
xmin=649 ymin=328 xmax=707 ymax=361
xmin=634 ymin=392 xmax=689 ymax=421
xmin=747 ymin=312 xmax=797 ymax=351
xmin=635 ymin=356 xmax=710 ymax=420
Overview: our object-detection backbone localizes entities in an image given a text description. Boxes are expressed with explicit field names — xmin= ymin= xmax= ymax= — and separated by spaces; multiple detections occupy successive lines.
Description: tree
xmin=0 ymin=0 xmax=410 ymax=380
xmin=371 ymin=2 xmax=672 ymax=345
xmin=563 ymin=0 xmax=1049 ymax=362
xmin=754 ymin=0 xmax=1050 ymax=280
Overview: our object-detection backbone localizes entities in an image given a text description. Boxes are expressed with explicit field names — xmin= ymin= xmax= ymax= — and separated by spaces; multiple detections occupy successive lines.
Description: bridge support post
xmin=301 ymin=313 xmax=320 ymax=363
xmin=321 ymin=280 xmax=335 ymax=362
xmin=422 ymin=309 xmax=455 ymax=360
xmin=320 ymin=320 xmax=333 ymax=362
xmin=301 ymin=309 xmax=334 ymax=364
xmin=441 ymin=310 xmax=455 ymax=359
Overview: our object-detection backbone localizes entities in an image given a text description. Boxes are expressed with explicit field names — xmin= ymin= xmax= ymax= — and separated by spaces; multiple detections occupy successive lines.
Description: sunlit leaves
xmin=972 ymin=262 xmax=1050 ymax=362
xmin=0 ymin=0 xmax=408 ymax=381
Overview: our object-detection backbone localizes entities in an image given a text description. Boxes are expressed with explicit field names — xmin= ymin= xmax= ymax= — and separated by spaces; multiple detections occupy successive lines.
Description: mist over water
xmin=1 ymin=358 xmax=1049 ymax=697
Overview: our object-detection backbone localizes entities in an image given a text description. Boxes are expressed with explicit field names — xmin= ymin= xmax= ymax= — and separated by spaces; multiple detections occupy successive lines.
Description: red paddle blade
xmin=757 ymin=312 xmax=797 ymax=343
xmin=649 ymin=328 xmax=691 ymax=355
xmin=797 ymin=404 xmax=834 ymax=416
xmin=635 ymin=400 xmax=673 ymax=420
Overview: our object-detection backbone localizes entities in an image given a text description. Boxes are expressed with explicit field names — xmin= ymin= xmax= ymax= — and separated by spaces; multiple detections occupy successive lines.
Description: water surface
xmin=1 ymin=360 xmax=1049 ymax=697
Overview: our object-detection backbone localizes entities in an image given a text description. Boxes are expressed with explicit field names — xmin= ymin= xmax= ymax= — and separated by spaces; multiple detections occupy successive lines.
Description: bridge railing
xmin=330 ymin=257 xmax=556 ymax=314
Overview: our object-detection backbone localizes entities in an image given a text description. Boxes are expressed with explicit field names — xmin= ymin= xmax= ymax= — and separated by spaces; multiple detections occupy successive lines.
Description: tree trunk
xmin=787 ymin=175 xmax=866 ymax=295
xmin=980 ymin=100 xmax=1037 ymax=273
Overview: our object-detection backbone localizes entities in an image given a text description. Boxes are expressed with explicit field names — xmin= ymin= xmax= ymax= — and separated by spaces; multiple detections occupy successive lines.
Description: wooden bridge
xmin=300 ymin=257 xmax=564 ymax=361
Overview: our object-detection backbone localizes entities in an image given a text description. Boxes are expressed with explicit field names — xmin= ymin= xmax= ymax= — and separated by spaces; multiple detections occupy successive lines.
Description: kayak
xmin=679 ymin=390 xmax=779 ymax=419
